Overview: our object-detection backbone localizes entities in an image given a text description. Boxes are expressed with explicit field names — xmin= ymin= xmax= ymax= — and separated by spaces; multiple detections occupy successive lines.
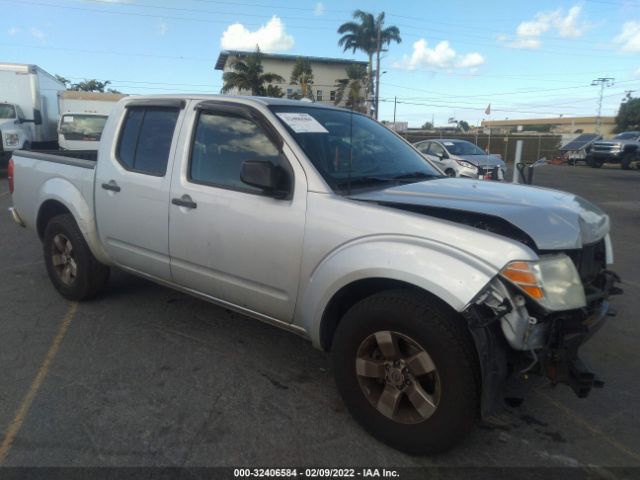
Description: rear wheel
xmin=331 ymin=290 xmax=479 ymax=454
xmin=587 ymin=156 xmax=603 ymax=168
xmin=43 ymin=214 xmax=110 ymax=300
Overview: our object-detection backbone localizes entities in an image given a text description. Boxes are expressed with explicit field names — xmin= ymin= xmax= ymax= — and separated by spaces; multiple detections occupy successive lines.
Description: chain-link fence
xmin=401 ymin=132 xmax=562 ymax=164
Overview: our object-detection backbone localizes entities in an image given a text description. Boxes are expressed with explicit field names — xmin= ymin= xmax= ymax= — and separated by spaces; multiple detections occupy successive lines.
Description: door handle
xmin=101 ymin=180 xmax=121 ymax=192
xmin=172 ymin=195 xmax=197 ymax=209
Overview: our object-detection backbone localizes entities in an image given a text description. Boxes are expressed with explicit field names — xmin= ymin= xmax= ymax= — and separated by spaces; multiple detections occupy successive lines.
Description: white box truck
xmin=0 ymin=62 xmax=66 ymax=163
xmin=57 ymin=91 xmax=125 ymax=150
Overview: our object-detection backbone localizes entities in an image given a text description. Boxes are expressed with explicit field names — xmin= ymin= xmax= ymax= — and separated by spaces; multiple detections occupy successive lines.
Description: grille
xmin=565 ymin=239 xmax=606 ymax=285
xmin=477 ymin=166 xmax=499 ymax=180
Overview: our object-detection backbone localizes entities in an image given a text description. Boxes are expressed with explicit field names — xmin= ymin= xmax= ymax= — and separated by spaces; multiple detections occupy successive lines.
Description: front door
xmin=168 ymin=103 xmax=306 ymax=322
xmin=95 ymin=101 xmax=184 ymax=280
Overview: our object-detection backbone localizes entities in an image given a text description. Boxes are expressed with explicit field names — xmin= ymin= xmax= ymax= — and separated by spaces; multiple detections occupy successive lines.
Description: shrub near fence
xmin=403 ymin=132 xmax=562 ymax=164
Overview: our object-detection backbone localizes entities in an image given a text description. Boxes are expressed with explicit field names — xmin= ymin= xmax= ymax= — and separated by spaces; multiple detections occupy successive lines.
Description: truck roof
xmin=122 ymin=94 xmax=346 ymax=111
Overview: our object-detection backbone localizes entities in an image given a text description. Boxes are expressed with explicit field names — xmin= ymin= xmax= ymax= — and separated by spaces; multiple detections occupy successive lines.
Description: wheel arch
xmin=319 ymin=277 xmax=458 ymax=351
xmin=34 ymin=179 xmax=111 ymax=264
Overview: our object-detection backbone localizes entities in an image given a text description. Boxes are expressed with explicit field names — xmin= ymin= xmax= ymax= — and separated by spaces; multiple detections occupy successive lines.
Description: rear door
xmin=95 ymin=99 xmax=185 ymax=280
xmin=168 ymin=101 xmax=307 ymax=322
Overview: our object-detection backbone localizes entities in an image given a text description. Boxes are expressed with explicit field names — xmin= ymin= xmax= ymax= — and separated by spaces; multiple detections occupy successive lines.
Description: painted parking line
xmin=534 ymin=389 xmax=640 ymax=463
xmin=0 ymin=302 xmax=78 ymax=465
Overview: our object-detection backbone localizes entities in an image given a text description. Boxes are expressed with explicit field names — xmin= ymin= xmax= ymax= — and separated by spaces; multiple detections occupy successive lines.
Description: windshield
xmin=59 ymin=114 xmax=108 ymax=141
xmin=444 ymin=140 xmax=486 ymax=155
xmin=0 ymin=104 xmax=16 ymax=119
xmin=614 ymin=132 xmax=640 ymax=140
xmin=270 ymin=106 xmax=442 ymax=192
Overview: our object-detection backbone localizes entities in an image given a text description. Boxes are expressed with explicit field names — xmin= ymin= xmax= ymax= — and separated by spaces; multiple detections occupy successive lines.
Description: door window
xmin=189 ymin=110 xmax=283 ymax=194
xmin=428 ymin=142 xmax=446 ymax=158
xmin=416 ymin=141 xmax=431 ymax=154
xmin=116 ymin=106 xmax=179 ymax=176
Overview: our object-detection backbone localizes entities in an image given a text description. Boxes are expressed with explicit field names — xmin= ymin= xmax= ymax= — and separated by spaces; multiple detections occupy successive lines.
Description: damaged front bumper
xmin=464 ymin=269 xmax=622 ymax=415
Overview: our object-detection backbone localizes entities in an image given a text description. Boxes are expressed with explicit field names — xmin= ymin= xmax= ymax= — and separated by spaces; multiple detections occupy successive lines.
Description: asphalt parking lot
xmin=0 ymin=164 xmax=639 ymax=469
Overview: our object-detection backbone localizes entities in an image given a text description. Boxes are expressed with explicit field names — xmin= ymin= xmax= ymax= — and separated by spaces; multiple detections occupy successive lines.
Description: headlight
xmin=500 ymin=255 xmax=585 ymax=311
xmin=455 ymin=160 xmax=476 ymax=169
xmin=4 ymin=133 xmax=19 ymax=147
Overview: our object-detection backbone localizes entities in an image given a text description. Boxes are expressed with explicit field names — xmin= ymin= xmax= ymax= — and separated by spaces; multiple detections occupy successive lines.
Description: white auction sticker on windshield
xmin=443 ymin=142 xmax=454 ymax=146
xmin=276 ymin=112 xmax=328 ymax=133
xmin=63 ymin=116 xmax=74 ymax=123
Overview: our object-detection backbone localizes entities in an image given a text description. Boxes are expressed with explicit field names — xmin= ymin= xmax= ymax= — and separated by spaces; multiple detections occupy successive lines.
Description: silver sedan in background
xmin=415 ymin=139 xmax=507 ymax=180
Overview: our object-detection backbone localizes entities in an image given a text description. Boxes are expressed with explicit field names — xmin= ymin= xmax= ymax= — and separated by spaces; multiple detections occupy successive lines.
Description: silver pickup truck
xmin=8 ymin=95 xmax=621 ymax=454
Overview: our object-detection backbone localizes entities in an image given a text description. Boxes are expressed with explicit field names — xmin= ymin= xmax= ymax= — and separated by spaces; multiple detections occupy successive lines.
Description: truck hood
xmin=453 ymin=154 xmax=505 ymax=168
xmin=349 ymin=179 xmax=609 ymax=250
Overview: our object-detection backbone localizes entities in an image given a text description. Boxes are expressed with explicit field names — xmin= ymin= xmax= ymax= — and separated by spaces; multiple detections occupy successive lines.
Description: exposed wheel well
xmin=320 ymin=278 xmax=454 ymax=351
xmin=37 ymin=200 xmax=71 ymax=240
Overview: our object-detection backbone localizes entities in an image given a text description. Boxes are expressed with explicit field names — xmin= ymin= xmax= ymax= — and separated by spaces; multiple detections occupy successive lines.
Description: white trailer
xmin=0 ymin=62 xmax=65 ymax=161
xmin=57 ymin=91 xmax=125 ymax=150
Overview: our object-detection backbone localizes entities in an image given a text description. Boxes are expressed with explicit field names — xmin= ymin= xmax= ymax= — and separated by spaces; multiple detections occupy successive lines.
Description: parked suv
xmin=588 ymin=131 xmax=640 ymax=169
xmin=415 ymin=139 xmax=506 ymax=180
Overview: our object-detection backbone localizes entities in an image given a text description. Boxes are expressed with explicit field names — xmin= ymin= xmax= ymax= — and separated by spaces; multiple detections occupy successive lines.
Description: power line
xmin=0 ymin=0 xmax=628 ymax=60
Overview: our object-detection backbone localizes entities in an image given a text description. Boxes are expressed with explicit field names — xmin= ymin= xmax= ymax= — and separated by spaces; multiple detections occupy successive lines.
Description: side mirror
xmin=33 ymin=109 xmax=43 ymax=125
xmin=240 ymin=160 xmax=290 ymax=198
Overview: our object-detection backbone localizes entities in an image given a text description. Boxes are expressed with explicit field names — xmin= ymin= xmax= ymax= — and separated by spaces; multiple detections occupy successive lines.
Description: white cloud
xmin=501 ymin=5 xmax=587 ymax=49
xmin=314 ymin=2 xmax=324 ymax=16
xmin=397 ymin=39 xmax=485 ymax=70
xmin=456 ymin=52 xmax=485 ymax=68
xmin=7 ymin=27 xmax=20 ymax=36
xmin=507 ymin=37 xmax=542 ymax=50
xmin=555 ymin=6 xmax=585 ymax=38
xmin=29 ymin=27 xmax=45 ymax=42
xmin=220 ymin=16 xmax=294 ymax=52
xmin=158 ymin=20 xmax=168 ymax=36
xmin=614 ymin=21 xmax=640 ymax=53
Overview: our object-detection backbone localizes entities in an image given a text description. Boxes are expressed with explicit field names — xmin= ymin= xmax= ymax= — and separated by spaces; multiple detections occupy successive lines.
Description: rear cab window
xmin=116 ymin=106 xmax=180 ymax=176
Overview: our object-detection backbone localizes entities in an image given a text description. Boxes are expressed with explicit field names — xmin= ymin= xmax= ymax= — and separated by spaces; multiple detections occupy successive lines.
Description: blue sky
xmin=1 ymin=0 xmax=639 ymax=126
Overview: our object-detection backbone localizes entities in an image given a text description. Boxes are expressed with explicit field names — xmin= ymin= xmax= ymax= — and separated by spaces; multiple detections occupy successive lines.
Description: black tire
xmin=621 ymin=153 xmax=633 ymax=170
xmin=587 ymin=156 xmax=603 ymax=168
xmin=43 ymin=214 xmax=110 ymax=300
xmin=331 ymin=290 xmax=480 ymax=455
xmin=445 ymin=169 xmax=456 ymax=178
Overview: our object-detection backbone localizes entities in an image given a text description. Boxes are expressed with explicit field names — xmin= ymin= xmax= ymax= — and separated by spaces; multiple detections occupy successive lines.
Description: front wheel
xmin=43 ymin=214 xmax=110 ymax=300
xmin=331 ymin=290 xmax=480 ymax=454
xmin=621 ymin=153 xmax=633 ymax=170
xmin=445 ymin=169 xmax=456 ymax=178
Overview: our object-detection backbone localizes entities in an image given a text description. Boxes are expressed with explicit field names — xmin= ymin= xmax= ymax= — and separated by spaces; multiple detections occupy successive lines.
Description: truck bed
xmin=10 ymin=149 xmax=97 ymax=234
xmin=17 ymin=149 xmax=97 ymax=167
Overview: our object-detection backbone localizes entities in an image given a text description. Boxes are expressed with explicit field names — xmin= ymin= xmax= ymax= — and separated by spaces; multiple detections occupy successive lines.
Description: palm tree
xmin=337 ymin=11 xmax=401 ymax=118
xmin=261 ymin=84 xmax=284 ymax=98
xmin=221 ymin=47 xmax=285 ymax=96
xmin=338 ymin=10 xmax=376 ymax=114
xmin=373 ymin=12 xmax=401 ymax=119
xmin=290 ymin=57 xmax=314 ymax=100
xmin=334 ymin=64 xmax=367 ymax=113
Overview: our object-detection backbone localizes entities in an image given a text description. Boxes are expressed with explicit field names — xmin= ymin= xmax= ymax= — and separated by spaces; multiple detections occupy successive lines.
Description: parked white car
xmin=415 ymin=139 xmax=506 ymax=180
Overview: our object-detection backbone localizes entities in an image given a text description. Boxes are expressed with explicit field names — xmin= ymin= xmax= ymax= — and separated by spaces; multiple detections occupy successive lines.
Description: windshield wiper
xmin=337 ymin=176 xmax=394 ymax=188
xmin=391 ymin=171 xmax=440 ymax=181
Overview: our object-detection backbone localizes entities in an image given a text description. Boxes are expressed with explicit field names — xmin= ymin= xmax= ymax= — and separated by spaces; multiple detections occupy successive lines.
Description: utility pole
xmin=375 ymin=20 xmax=382 ymax=120
xmin=393 ymin=96 xmax=397 ymax=124
xmin=591 ymin=77 xmax=614 ymax=133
